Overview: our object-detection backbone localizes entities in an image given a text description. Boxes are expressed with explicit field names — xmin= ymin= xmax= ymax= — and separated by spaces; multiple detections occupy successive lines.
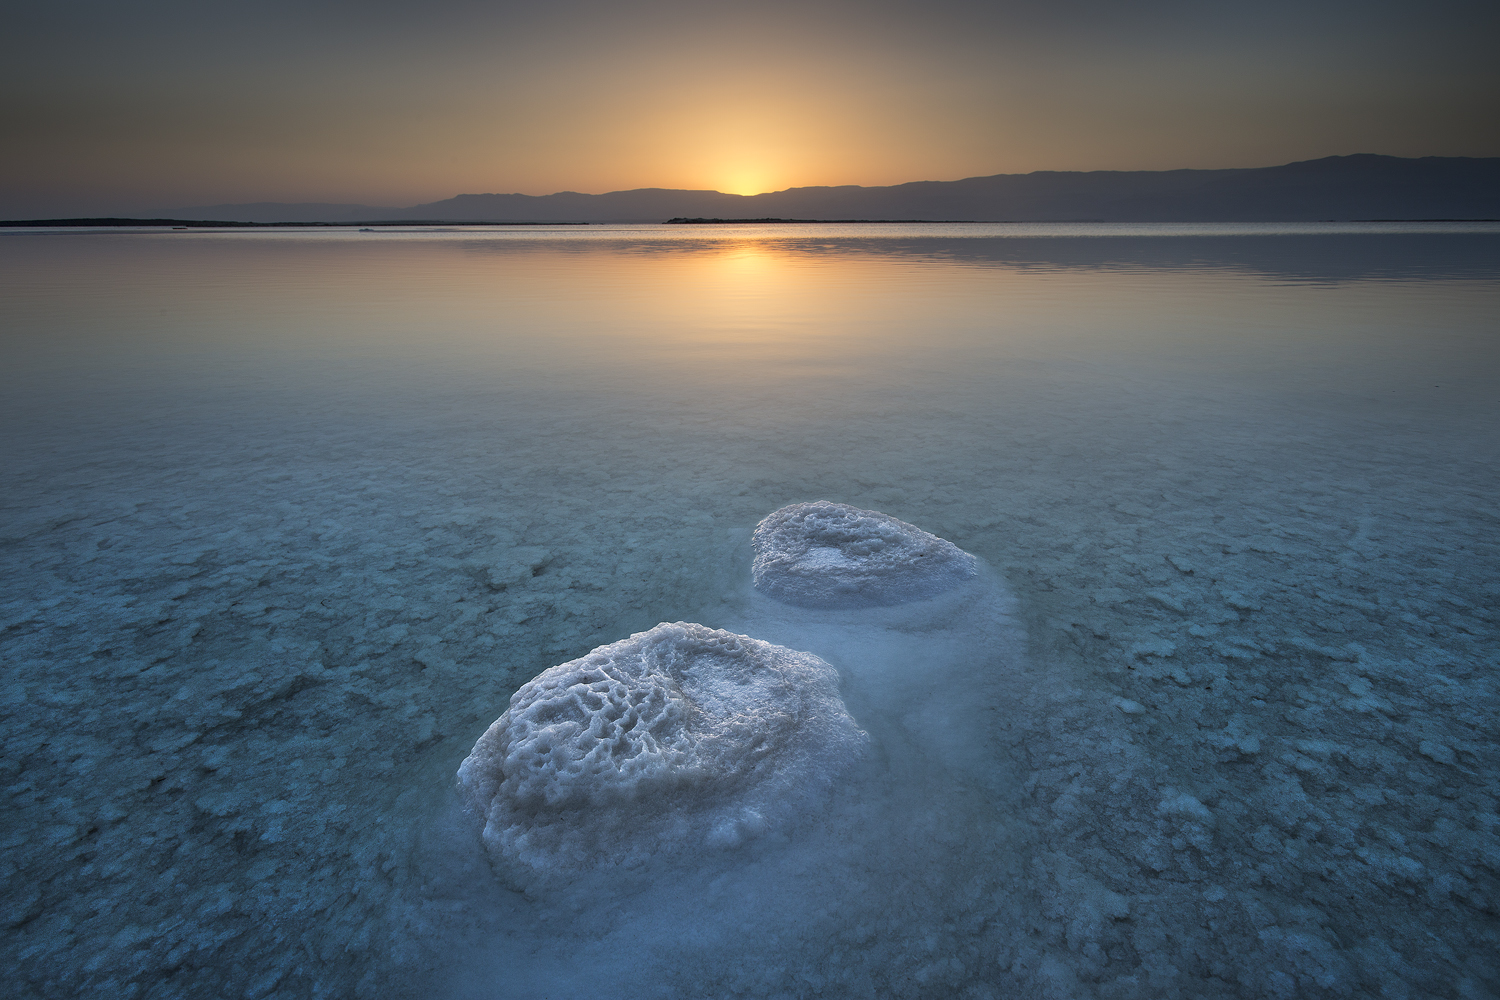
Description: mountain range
xmin=163 ymin=154 xmax=1499 ymax=224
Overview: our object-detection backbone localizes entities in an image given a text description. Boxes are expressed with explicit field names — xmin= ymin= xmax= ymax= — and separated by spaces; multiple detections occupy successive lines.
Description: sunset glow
xmin=719 ymin=173 xmax=774 ymax=197
xmin=1 ymin=0 xmax=1496 ymax=217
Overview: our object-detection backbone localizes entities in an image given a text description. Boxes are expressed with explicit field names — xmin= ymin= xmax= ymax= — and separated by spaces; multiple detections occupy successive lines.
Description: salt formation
xmin=457 ymin=622 xmax=868 ymax=885
xmin=735 ymin=501 xmax=1035 ymax=807
xmin=752 ymin=501 xmax=977 ymax=608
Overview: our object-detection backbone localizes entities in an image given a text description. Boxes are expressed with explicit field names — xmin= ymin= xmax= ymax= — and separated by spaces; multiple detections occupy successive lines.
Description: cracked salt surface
xmin=457 ymin=621 xmax=869 ymax=885
xmin=2 ymin=226 xmax=1498 ymax=999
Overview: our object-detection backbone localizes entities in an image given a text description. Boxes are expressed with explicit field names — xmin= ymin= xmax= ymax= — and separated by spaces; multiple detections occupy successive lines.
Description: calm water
xmin=3 ymin=224 xmax=1498 ymax=999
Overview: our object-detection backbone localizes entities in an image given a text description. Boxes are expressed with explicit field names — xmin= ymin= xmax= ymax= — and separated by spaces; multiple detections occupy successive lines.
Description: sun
xmin=719 ymin=172 xmax=772 ymax=197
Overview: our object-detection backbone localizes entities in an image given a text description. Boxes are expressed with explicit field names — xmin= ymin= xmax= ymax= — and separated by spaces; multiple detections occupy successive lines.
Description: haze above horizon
xmin=3 ymin=0 xmax=1497 ymax=219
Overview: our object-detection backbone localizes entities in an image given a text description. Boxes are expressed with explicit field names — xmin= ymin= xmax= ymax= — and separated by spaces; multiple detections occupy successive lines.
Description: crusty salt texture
xmin=751 ymin=501 xmax=978 ymax=609
xmin=457 ymin=622 xmax=867 ymax=881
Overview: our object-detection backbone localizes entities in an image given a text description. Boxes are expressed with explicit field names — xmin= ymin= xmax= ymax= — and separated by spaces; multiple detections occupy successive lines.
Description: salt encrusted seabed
xmin=3 ymin=228 xmax=1498 ymax=999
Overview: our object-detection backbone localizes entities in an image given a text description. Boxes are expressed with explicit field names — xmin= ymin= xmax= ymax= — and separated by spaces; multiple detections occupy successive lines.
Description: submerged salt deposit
xmin=426 ymin=506 xmax=1056 ymax=999
xmin=457 ymin=622 xmax=867 ymax=885
xmin=429 ymin=516 xmax=1043 ymax=998
xmin=738 ymin=502 xmax=1033 ymax=799
xmin=752 ymin=501 xmax=978 ymax=608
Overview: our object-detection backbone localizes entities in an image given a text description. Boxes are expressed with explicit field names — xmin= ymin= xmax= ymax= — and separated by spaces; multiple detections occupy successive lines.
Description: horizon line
xmin=158 ymin=153 xmax=1498 ymax=214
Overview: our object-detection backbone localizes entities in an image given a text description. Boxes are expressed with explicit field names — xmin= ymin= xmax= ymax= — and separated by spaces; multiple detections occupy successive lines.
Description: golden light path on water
xmin=7 ymin=223 xmax=1497 ymax=409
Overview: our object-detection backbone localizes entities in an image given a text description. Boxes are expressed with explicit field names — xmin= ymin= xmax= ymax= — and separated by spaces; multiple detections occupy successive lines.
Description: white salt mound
xmin=456 ymin=622 xmax=868 ymax=883
xmin=752 ymin=501 xmax=978 ymax=609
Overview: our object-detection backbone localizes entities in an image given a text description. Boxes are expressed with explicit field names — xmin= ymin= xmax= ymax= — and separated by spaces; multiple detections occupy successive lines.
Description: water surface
xmin=3 ymin=224 xmax=1497 ymax=999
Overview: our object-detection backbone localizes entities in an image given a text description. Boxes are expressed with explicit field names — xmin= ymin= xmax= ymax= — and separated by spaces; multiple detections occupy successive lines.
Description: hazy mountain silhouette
xmin=167 ymin=155 xmax=1499 ymax=224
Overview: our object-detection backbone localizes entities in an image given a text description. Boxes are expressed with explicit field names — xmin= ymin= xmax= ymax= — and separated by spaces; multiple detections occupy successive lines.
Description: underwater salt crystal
xmin=751 ymin=501 xmax=977 ymax=609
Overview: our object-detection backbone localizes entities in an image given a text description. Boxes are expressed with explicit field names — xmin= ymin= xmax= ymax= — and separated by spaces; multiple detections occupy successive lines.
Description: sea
xmin=3 ymin=222 xmax=1497 ymax=999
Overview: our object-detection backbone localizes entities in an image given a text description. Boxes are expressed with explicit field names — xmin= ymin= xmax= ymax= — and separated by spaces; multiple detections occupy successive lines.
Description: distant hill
xmin=164 ymin=155 xmax=1500 ymax=224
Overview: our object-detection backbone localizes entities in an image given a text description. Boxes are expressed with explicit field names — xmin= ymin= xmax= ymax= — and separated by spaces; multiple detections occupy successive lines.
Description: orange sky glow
xmin=2 ymin=0 xmax=1496 ymax=215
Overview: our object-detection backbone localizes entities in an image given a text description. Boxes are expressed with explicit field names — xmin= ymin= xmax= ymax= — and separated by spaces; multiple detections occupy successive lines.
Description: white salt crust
xmin=740 ymin=504 xmax=1030 ymax=800
xmin=457 ymin=622 xmax=868 ymax=882
xmin=752 ymin=501 xmax=978 ymax=608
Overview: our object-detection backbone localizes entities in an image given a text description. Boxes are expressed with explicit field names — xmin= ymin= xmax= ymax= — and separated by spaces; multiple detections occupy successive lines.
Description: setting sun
xmin=719 ymin=172 xmax=774 ymax=197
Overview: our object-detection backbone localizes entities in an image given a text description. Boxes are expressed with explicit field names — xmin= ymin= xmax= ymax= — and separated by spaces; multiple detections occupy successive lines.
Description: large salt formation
xmin=457 ymin=622 xmax=868 ymax=885
xmin=752 ymin=501 xmax=978 ymax=609
xmin=739 ymin=501 xmax=1032 ymax=803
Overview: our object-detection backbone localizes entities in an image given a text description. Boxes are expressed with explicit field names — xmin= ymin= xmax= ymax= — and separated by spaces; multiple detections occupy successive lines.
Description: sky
xmin=3 ymin=0 xmax=1498 ymax=217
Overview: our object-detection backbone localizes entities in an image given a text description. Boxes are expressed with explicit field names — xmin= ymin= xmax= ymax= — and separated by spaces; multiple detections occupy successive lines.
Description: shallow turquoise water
xmin=3 ymin=224 xmax=1497 ymax=998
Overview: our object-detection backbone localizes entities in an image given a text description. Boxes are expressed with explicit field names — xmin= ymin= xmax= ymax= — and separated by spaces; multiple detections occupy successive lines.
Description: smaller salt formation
xmin=457 ymin=622 xmax=867 ymax=883
xmin=752 ymin=501 xmax=977 ymax=609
